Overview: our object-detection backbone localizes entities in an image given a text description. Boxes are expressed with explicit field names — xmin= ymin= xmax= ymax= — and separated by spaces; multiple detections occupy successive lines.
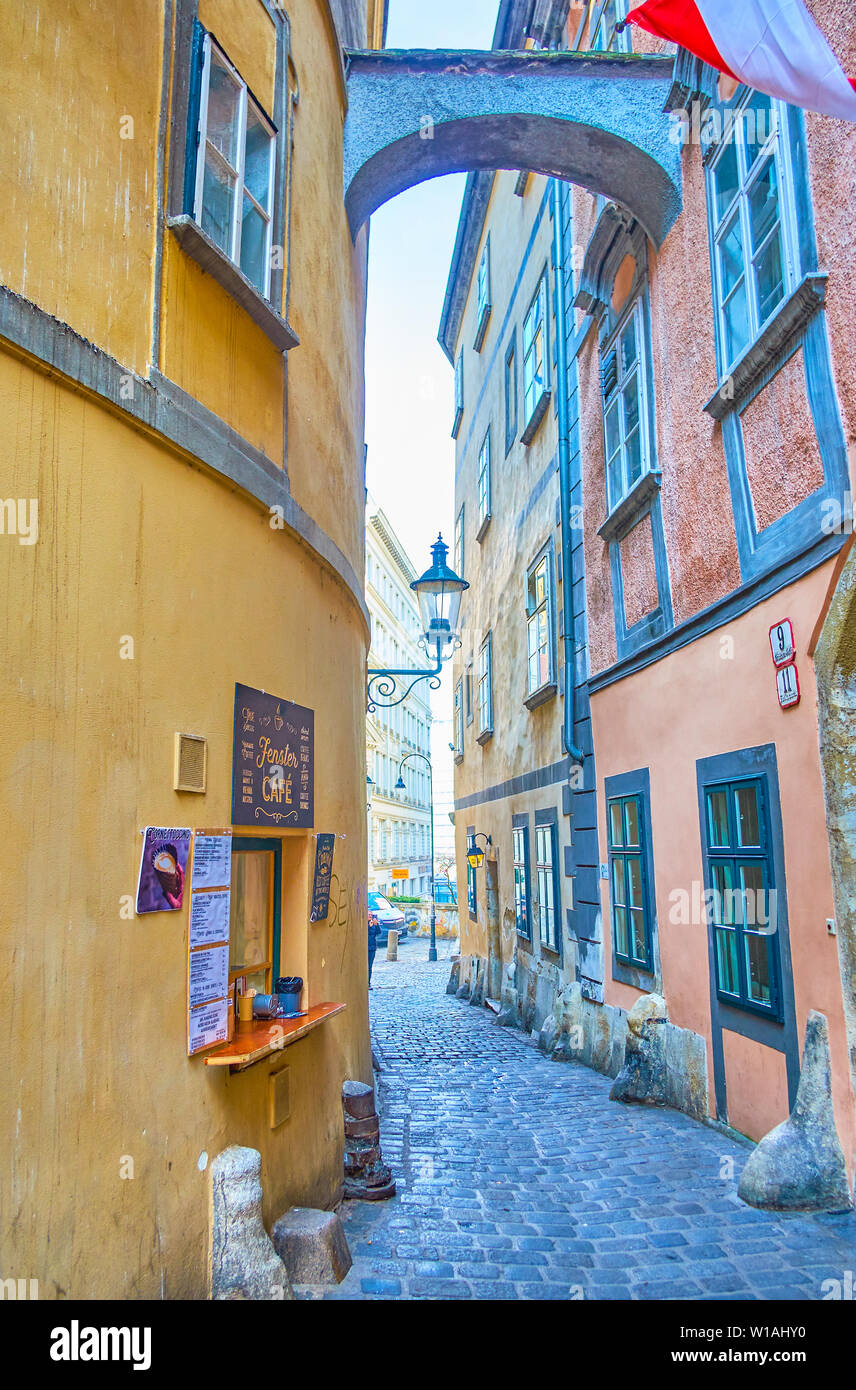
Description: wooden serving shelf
xmin=204 ymin=1001 xmax=346 ymax=1071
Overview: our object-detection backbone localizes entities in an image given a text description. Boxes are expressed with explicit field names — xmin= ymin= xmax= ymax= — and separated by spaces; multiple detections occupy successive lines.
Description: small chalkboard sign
xmin=309 ymin=833 xmax=336 ymax=922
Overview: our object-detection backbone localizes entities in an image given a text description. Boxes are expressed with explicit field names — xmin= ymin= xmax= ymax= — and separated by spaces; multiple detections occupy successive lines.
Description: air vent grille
xmin=174 ymin=733 xmax=207 ymax=793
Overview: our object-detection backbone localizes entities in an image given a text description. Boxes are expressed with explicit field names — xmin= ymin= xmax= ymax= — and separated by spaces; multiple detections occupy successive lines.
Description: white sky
xmin=364 ymin=0 xmax=499 ymax=567
xmin=364 ymin=1 xmax=500 ymax=850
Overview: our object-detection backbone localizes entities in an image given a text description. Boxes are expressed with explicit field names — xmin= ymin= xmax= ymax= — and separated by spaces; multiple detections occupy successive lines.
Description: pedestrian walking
xmin=368 ymin=909 xmax=379 ymax=988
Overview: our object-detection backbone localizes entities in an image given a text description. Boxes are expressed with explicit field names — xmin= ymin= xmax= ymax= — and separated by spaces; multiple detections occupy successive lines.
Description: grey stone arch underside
xmin=343 ymin=50 xmax=683 ymax=248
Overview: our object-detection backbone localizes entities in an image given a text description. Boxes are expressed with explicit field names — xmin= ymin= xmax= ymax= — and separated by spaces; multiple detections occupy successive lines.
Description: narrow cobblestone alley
xmin=298 ymin=940 xmax=856 ymax=1302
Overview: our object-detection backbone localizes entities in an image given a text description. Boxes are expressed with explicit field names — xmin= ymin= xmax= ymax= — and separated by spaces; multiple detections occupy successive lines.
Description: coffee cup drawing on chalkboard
xmin=274 ymin=704 xmax=283 ymax=731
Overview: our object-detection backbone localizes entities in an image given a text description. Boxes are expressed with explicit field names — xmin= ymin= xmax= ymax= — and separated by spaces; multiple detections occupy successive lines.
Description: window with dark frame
xmin=454 ymin=505 xmax=465 ymax=578
xmin=505 ymin=338 xmax=518 ymax=451
xmin=477 ymin=632 xmax=493 ymax=740
xmin=535 ymin=821 xmax=559 ymax=951
xmin=512 ymin=822 xmax=531 ymax=937
xmin=465 ymin=658 xmax=474 ymax=725
xmin=474 ymin=237 xmax=492 ymax=349
xmin=454 ymin=677 xmax=464 ymax=760
xmin=452 ymin=350 xmax=464 ymax=437
xmin=590 ymin=0 xmax=631 ymax=51
xmin=522 ymin=275 xmax=549 ymax=437
xmin=477 ymin=427 xmax=492 ymax=536
xmin=526 ymin=552 xmax=555 ymax=697
xmin=601 ymin=296 xmax=652 ymax=514
xmin=607 ymin=794 xmax=652 ymax=971
xmin=193 ymin=33 xmax=276 ymax=298
xmin=703 ymin=777 xmax=782 ymax=1019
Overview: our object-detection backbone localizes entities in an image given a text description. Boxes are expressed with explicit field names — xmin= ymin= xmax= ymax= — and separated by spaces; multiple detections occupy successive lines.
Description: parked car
xmin=368 ymin=891 xmax=407 ymax=943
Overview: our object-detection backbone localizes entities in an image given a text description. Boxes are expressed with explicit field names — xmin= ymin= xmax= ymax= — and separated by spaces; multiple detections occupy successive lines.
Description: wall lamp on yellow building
xmin=367 ymin=534 xmax=468 ymax=712
xmin=466 ymin=833 xmax=492 ymax=870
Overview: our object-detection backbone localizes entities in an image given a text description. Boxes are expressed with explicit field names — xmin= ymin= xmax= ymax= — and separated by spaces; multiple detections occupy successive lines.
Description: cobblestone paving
xmin=297 ymin=940 xmax=856 ymax=1301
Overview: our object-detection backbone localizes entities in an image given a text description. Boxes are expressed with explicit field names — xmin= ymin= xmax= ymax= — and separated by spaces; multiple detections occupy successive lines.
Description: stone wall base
xmin=449 ymin=957 xmax=710 ymax=1123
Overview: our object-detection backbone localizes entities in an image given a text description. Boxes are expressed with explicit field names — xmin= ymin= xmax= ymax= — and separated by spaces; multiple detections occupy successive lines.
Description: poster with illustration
xmin=135 ymin=827 xmax=192 ymax=914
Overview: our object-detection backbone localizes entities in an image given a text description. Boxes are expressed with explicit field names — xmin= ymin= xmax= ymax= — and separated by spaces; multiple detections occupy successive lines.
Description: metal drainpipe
xmin=552 ymin=178 xmax=585 ymax=767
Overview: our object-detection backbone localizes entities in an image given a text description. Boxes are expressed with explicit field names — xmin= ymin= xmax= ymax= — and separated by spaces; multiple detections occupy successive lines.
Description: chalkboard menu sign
xmin=232 ymin=683 xmax=314 ymax=828
xmin=309 ymin=833 xmax=336 ymax=921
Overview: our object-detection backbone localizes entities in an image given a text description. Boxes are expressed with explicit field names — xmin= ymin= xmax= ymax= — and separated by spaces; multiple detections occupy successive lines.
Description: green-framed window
xmin=607 ymin=794 xmax=652 ymax=970
xmin=702 ymin=777 xmax=781 ymax=1019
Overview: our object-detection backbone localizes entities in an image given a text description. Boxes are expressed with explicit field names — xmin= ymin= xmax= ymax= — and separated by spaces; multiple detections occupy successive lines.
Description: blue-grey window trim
xmin=534 ymin=805 xmax=562 ymax=961
xmin=474 ymin=234 xmax=492 ymax=351
xmin=695 ymin=744 xmax=799 ymax=1122
xmin=521 ymin=266 xmax=552 ymax=445
xmin=578 ymin=213 xmax=673 ymax=663
xmin=702 ymin=99 xmax=848 ymax=586
xmin=505 ymin=329 xmax=518 ymax=454
xmin=720 ymin=311 xmax=850 ymax=585
xmin=454 ymin=184 xmax=553 ymax=480
xmin=588 ymin=524 xmax=845 ymax=692
xmin=525 ymin=536 xmax=559 ymax=708
xmin=452 ymin=349 xmax=464 ymax=439
xmin=604 ymin=767 xmax=661 ymax=991
xmin=608 ymin=489 xmax=674 ymax=661
xmin=512 ymin=811 xmax=532 ymax=941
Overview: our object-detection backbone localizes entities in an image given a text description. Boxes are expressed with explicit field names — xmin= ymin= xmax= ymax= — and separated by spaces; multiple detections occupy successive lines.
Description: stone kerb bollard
xmin=342 ymin=1080 xmax=396 ymax=1201
xmin=386 ymin=929 xmax=398 ymax=961
xmin=738 ymin=1010 xmax=853 ymax=1213
xmin=609 ymin=993 xmax=669 ymax=1106
xmin=210 ymin=1146 xmax=294 ymax=1300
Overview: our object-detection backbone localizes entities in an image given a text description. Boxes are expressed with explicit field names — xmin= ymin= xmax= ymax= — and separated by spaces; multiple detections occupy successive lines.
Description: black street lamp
xmin=395 ymin=751 xmax=437 ymax=961
xmin=367 ymin=534 xmax=468 ymax=711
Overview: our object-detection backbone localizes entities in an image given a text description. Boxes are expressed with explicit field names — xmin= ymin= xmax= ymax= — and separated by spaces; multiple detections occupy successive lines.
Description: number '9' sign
xmin=769 ymin=619 xmax=795 ymax=668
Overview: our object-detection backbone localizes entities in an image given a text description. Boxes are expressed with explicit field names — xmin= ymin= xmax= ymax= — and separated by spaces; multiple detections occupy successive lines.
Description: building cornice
xmin=0 ymin=285 xmax=370 ymax=640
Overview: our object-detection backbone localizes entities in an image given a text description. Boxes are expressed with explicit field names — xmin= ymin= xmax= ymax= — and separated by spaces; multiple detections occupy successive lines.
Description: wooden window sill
xmin=204 ymin=1001 xmax=345 ymax=1072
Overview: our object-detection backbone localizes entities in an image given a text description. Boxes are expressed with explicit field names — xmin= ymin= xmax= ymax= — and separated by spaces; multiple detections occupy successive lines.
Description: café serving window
xmin=229 ymin=838 xmax=282 ymax=995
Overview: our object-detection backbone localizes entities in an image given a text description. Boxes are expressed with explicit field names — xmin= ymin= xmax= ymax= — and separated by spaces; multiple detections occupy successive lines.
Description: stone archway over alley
xmin=296 ymin=942 xmax=856 ymax=1302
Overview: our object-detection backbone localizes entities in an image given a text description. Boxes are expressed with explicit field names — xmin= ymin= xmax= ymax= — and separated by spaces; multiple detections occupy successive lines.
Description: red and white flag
xmin=624 ymin=0 xmax=856 ymax=122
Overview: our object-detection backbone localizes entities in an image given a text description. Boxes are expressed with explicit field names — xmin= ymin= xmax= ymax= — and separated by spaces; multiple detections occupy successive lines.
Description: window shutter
xmin=183 ymin=19 xmax=207 ymax=216
xmin=601 ymin=348 xmax=618 ymax=401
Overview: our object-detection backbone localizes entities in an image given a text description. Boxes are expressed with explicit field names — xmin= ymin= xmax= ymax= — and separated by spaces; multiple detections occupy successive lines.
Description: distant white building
xmin=366 ymin=500 xmax=433 ymax=899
